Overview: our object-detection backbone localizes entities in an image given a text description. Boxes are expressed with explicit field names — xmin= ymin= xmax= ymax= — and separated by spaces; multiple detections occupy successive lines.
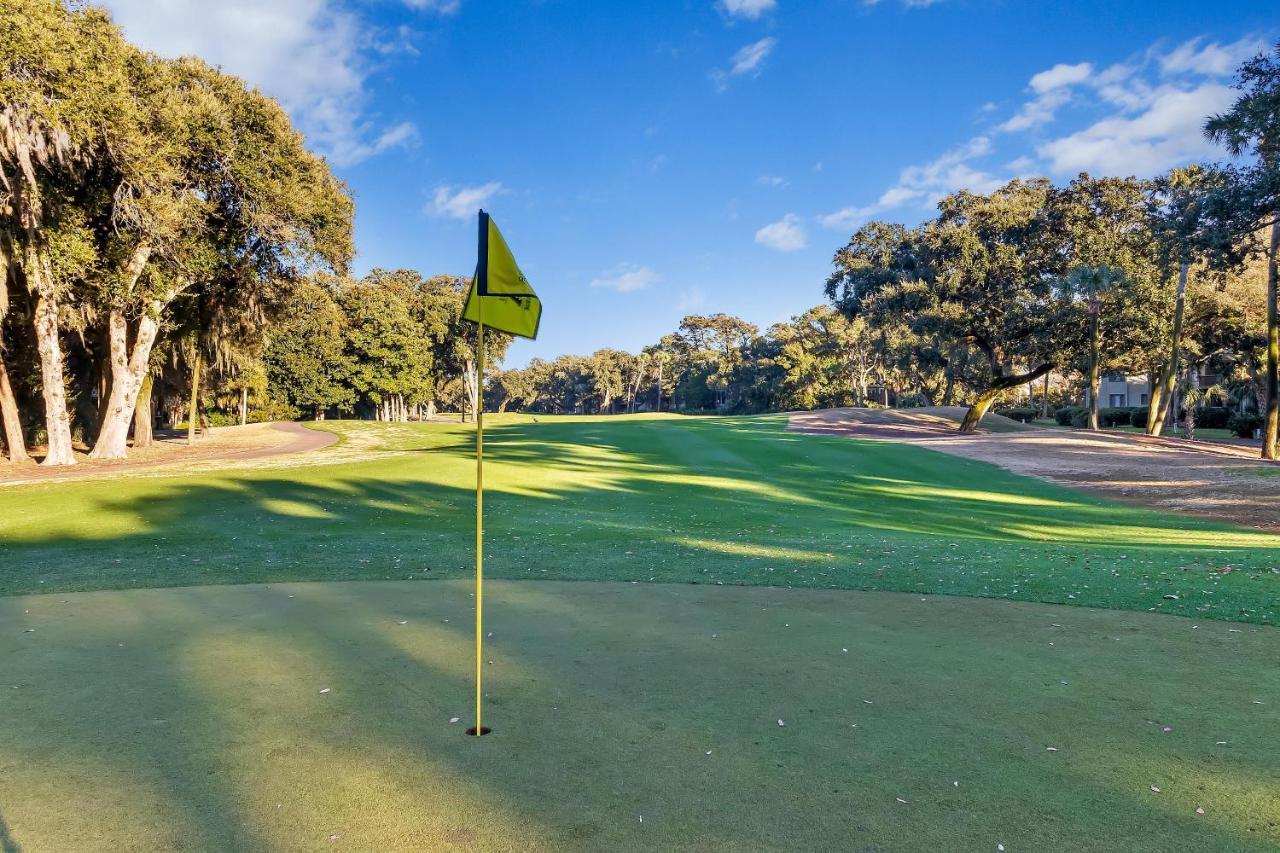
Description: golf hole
xmin=466 ymin=726 xmax=492 ymax=737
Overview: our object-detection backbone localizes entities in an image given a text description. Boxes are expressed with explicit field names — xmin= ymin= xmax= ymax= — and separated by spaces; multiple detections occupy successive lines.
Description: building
xmin=1086 ymin=373 xmax=1150 ymax=408
xmin=1084 ymin=368 xmax=1221 ymax=409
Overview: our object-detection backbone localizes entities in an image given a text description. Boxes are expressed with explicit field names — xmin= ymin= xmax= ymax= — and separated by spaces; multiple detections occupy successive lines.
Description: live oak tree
xmin=917 ymin=179 xmax=1068 ymax=432
xmin=1205 ymin=41 xmax=1280 ymax=458
xmin=0 ymin=0 xmax=135 ymax=464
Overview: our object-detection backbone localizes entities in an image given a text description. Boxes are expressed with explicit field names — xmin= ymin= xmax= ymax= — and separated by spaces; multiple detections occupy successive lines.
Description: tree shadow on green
xmin=1 ymin=580 xmax=1277 ymax=850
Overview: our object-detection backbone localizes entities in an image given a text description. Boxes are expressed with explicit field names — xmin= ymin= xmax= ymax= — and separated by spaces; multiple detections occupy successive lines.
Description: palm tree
xmin=1057 ymin=265 xmax=1126 ymax=431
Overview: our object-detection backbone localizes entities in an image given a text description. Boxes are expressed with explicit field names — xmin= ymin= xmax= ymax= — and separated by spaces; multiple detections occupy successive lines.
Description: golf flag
xmin=463 ymin=210 xmax=539 ymax=737
xmin=462 ymin=210 xmax=542 ymax=339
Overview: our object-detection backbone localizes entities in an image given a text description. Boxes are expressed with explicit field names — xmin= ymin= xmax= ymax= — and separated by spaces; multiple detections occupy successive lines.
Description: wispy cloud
xmin=755 ymin=213 xmax=807 ymax=251
xmin=402 ymin=0 xmax=461 ymax=12
xmin=590 ymin=264 xmax=661 ymax=293
xmin=757 ymin=174 xmax=788 ymax=187
xmin=821 ymin=136 xmax=999 ymax=230
xmin=718 ymin=0 xmax=776 ymax=20
xmin=429 ymin=182 xmax=504 ymax=219
xmin=712 ymin=37 xmax=778 ymax=91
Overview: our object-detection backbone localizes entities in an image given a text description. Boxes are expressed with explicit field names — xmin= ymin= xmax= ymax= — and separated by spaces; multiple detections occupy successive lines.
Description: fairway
xmin=0 ymin=415 xmax=1276 ymax=624
xmin=2 ymin=580 xmax=1277 ymax=852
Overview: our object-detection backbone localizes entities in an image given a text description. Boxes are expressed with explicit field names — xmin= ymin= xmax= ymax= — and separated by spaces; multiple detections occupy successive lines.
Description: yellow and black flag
xmin=462 ymin=210 xmax=541 ymax=339
xmin=463 ymin=210 xmax=539 ymax=738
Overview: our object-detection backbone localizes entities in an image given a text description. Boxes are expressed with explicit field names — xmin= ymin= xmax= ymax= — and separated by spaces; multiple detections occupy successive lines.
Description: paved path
xmin=0 ymin=422 xmax=339 ymax=485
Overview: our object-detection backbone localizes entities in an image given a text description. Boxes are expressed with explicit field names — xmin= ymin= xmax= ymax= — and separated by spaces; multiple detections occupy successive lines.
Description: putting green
xmin=2 ymin=580 xmax=1277 ymax=851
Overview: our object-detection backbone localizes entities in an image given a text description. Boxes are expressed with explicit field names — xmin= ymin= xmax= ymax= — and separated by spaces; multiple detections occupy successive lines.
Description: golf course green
xmin=1 ymin=416 xmax=1278 ymax=851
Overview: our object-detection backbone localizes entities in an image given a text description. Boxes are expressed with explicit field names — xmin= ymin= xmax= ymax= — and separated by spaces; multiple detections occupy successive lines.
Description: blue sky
xmin=101 ymin=0 xmax=1274 ymax=365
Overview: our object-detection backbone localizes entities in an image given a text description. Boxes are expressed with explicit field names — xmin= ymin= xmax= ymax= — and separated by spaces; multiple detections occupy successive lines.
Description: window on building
xmin=1108 ymin=394 xmax=1126 ymax=407
xmin=1140 ymin=393 xmax=1148 ymax=405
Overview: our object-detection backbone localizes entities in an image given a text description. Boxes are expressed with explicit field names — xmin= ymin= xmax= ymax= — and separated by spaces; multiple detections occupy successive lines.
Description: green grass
xmin=0 ymin=414 xmax=1276 ymax=623
xmin=1 ymin=580 xmax=1277 ymax=851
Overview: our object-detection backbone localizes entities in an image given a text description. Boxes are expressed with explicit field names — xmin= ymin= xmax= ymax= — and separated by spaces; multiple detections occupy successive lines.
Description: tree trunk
xmin=1041 ymin=371 xmax=1050 ymax=419
xmin=133 ymin=373 xmax=154 ymax=449
xmin=239 ymin=387 xmax=248 ymax=426
xmin=0 ymin=347 xmax=28 ymax=462
xmin=1262 ymin=221 xmax=1278 ymax=460
xmin=89 ymin=307 xmax=161 ymax=459
xmin=940 ymin=366 xmax=956 ymax=407
xmin=426 ymin=399 xmax=436 ymax=421
xmin=1087 ymin=310 xmax=1101 ymax=431
xmin=960 ymin=363 xmax=1053 ymax=433
xmin=1148 ymin=261 xmax=1189 ymax=437
xmin=31 ymin=286 xmax=75 ymax=465
xmin=188 ymin=349 xmax=201 ymax=445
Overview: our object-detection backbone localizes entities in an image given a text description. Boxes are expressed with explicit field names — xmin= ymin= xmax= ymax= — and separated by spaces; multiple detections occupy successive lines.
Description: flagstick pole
xmin=474 ymin=303 xmax=486 ymax=735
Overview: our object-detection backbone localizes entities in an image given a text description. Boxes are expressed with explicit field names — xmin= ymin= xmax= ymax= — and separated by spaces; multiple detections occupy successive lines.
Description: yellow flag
xmin=462 ymin=210 xmax=541 ymax=339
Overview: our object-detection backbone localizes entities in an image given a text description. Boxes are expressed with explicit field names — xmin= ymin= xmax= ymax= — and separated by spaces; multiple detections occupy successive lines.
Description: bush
xmin=1099 ymin=407 xmax=1136 ymax=428
xmin=995 ymin=406 xmax=1038 ymax=423
xmin=1196 ymin=406 xmax=1231 ymax=429
xmin=1228 ymin=412 xmax=1264 ymax=439
xmin=1129 ymin=406 xmax=1150 ymax=428
xmin=1070 ymin=408 xmax=1091 ymax=428
xmin=1054 ymin=405 xmax=1085 ymax=426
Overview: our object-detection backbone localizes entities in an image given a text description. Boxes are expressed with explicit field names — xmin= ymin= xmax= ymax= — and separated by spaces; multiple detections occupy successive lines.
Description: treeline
xmin=263 ymin=271 xmax=506 ymax=423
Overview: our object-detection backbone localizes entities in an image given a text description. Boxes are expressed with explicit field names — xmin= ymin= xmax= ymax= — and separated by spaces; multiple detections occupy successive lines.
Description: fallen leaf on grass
xmin=895 ymin=797 xmax=908 ymax=804
xmin=1150 ymin=786 xmax=1161 ymax=794
xmin=319 ymin=688 xmax=331 ymax=695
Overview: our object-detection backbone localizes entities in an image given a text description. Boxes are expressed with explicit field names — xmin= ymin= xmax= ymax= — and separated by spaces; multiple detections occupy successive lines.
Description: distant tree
xmin=264 ymin=279 xmax=354 ymax=419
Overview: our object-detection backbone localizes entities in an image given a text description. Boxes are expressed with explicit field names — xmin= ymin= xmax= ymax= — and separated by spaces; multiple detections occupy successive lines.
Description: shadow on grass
xmin=0 ymin=416 xmax=1276 ymax=622
xmin=1 ymin=581 xmax=1277 ymax=850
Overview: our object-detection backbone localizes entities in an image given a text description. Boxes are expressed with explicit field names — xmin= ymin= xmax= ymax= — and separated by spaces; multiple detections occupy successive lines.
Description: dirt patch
xmin=789 ymin=407 xmax=1279 ymax=531
xmin=0 ymin=421 xmax=338 ymax=486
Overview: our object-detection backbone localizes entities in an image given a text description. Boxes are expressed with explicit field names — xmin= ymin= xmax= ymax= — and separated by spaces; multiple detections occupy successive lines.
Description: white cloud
xmin=864 ymin=0 xmax=947 ymax=7
xmin=731 ymin=37 xmax=777 ymax=75
xmin=429 ymin=182 xmax=504 ymax=219
xmin=590 ymin=264 xmax=660 ymax=293
xmin=100 ymin=0 xmax=417 ymax=167
xmin=755 ymin=213 xmax=807 ymax=251
xmin=757 ymin=175 xmax=788 ymax=187
xmin=1030 ymin=62 xmax=1094 ymax=94
xmin=712 ymin=37 xmax=778 ymax=92
xmin=820 ymin=136 xmax=1000 ymax=230
xmin=718 ymin=0 xmax=776 ymax=20
xmin=999 ymin=62 xmax=1093 ymax=133
xmin=1037 ymin=82 xmax=1235 ymax=176
xmin=403 ymin=0 xmax=461 ymax=11
xmin=1160 ymin=36 xmax=1264 ymax=77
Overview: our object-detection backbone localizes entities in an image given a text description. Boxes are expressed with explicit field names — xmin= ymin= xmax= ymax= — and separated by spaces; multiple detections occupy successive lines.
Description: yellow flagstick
xmin=473 ymin=301 xmax=486 ymax=735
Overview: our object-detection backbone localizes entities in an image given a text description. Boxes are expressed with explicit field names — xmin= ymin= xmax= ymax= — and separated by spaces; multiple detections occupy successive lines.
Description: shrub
xmin=1054 ymin=405 xmax=1085 ymax=426
xmin=1070 ymin=408 xmax=1091 ymax=428
xmin=995 ymin=406 xmax=1038 ymax=423
xmin=1228 ymin=412 xmax=1264 ymax=439
xmin=1196 ymin=406 xmax=1231 ymax=429
xmin=1129 ymin=406 xmax=1150 ymax=428
xmin=1099 ymin=407 xmax=1136 ymax=428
